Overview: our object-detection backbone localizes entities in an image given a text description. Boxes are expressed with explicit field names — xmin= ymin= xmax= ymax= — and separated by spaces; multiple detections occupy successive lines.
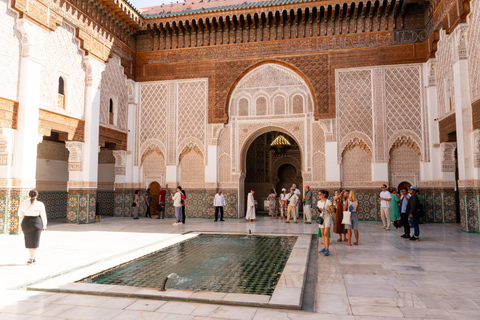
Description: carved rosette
xmin=65 ymin=141 xmax=84 ymax=172
xmin=112 ymin=150 xmax=127 ymax=176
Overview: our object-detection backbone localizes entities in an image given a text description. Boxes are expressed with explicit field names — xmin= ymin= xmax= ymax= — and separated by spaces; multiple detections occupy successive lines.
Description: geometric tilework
xmin=97 ymin=191 xmax=115 ymax=216
xmin=81 ymin=234 xmax=297 ymax=295
xmin=39 ymin=192 xmax=67 ymax=219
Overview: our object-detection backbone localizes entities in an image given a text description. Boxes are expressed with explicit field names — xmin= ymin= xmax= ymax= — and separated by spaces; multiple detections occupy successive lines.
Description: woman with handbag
xmin=317 ymin=190 xmax=334 ymax=256
xmin=334 ymin=190 xmax=348 ymax=242
xmin=343 ymin=190 xmax=359 ymax=246
xmin=18 ymin=189 xmax=47 ymax=265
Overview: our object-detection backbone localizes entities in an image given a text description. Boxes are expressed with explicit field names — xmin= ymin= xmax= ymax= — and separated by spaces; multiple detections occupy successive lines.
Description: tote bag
xmin=342 ymin=210 xmax=352 ymax=225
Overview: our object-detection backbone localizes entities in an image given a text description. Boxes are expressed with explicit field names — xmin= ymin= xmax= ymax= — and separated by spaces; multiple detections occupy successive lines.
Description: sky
xmin=129 ymin=0 xmax=176 ymax=9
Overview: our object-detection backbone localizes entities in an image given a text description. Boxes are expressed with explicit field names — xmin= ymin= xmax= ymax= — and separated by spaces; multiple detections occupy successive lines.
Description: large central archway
xmin=243 ymin=131 xmax=302 ymax=216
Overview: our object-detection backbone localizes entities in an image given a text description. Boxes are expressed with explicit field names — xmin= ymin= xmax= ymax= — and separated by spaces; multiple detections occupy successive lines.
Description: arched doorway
xmin=149 ymin=181 xmax=160 ymax=217
xmin=398 ymin=181 xmax=411 ymax=192
xmin=243 ymin=131 xmax=302 ymax=215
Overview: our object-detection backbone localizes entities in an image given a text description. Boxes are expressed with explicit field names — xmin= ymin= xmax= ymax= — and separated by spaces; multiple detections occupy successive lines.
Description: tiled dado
xmin=459 ymin=188 xmax=480 ymax=233
xmin=113 ymin=189 xmax=137 ymax=218
xmin=0 ymin=188 xmax=29 ymax=234
xmin=39 ymin=192 xmax=68 ymax=219
xmin=165 ymin=188 xmax=238 ymax=219
xmin=421 ymin=189 xmax=457 ymax=223
xmin=67 ymin=189 xmax=97 ymax=224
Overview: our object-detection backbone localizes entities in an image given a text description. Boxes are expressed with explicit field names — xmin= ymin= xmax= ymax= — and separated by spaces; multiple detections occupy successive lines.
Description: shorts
xmin=320 ymin=213 xmax=334 ymax=228
xmin=345 ymin=212 xmax=359 ymax=230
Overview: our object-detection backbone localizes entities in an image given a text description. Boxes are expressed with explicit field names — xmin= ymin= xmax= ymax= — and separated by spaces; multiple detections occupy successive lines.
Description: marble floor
xmin=1 ymin=216 xmax=480 ymax=319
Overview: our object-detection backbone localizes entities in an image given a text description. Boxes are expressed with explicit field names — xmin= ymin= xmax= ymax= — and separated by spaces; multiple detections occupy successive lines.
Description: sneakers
xmin=319 ymin=248 xmax=326 ymax=253
xmin=173 ymin=222 xmax=178 ymax=225
xmin=324 ymin=250 xmax=330 ymax=256
xmin=27 ymin=258 xmax=36 ymax=265
xmin=409 ymin=236 xmax=420 ymax=241
xmin=401 ymin=234 xmax=410 ymax=238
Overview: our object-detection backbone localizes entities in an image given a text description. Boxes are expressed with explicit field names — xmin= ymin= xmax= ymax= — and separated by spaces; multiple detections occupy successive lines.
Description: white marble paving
xmin=0 ymin=218 xmax=479 ymax=319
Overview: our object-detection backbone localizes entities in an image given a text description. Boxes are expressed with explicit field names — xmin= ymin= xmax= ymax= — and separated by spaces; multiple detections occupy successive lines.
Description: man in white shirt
xmin=379 ymin=184 xmax=392 ymax=230
xmin=213 ymin=189 xmax=226 ymax=222
xmin=286 ymin=188 xmax=299 ymax=223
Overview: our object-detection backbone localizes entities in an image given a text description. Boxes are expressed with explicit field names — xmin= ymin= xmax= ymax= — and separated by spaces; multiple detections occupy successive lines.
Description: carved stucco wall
xmin=342 ymin=146 xmax=372 ymax=185
xmin=0 ymin=0 xmax=21 ymax=101
xmin=142 ymin=149 xmax=166 ymax=186
xmin=179 ymin=146 xmax=205 ymax=187
xmin=389 ymin=144 xmax=421 ymax=188
xmin=468 ymin=0 xmax=480 ymax=104
xmin=336 ymin=64 xmax=426 ymax=183
xmin=137 ymin=79 xmax=207 ymax=169
xmin=99 ymin=55 xmax=128 ymax=130
xmin=40 ymin=22 xmax=86 ymax=118
xmin=435 ymin=30 xmax=456 ymax=117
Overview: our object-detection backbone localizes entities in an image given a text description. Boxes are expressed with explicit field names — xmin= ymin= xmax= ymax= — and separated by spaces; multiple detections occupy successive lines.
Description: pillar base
xmin=67 ymin=189 xmax=97 ymax=224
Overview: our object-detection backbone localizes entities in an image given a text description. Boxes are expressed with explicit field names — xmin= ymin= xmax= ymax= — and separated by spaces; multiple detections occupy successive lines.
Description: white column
xmin=125 ymin=80 xmax=138 ymax=188
xmin=205 ymin=145 xmax=219 ymax=184
xmin=13 ymin=19 xmax=45 ymax=189
xmin=372 ymin=163 xmax=389 ymax=182
xmin=166 ymin=166 xmax=178 ymax=185
xmin=325 ymin=141 xmax=340 ymax=182
xmin=452 ymin=24 xmax=474 ymax=181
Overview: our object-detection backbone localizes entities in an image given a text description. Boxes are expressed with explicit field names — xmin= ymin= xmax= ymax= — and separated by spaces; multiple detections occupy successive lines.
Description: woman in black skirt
xmin=18 ymin=190 xmax=47 ymax=265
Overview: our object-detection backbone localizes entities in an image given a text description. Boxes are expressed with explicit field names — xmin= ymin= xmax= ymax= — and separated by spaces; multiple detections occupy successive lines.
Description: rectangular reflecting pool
xmin=79 ymin=234 xmax=297 ymax=295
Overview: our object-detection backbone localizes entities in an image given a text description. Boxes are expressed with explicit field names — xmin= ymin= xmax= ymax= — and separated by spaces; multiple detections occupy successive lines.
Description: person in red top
xmin=156 ymin=184 xmax=168 ymax=219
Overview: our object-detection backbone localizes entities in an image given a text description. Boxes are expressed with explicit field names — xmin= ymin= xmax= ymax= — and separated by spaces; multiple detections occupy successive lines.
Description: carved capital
xmin=453 ymin=24 xmax=468 ymax=62
xmin=112 ymin=150 xmax=127 ymax=175
xmin=441 ymin=142 xmax=456 ymax=172
xmin=426 ymin=59 xmax=437 ymax=87
xmin=65 ymin=141 xmax=84 ymax=171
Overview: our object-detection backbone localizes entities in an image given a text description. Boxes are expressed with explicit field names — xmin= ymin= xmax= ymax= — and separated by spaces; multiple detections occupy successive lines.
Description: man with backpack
xmin=406 ymin=186 xmax=423 ymax=241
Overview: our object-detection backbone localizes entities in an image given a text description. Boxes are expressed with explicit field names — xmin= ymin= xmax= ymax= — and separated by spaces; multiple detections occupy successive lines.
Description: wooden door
xmin=149 ymin=181 xmax=160 ymax=217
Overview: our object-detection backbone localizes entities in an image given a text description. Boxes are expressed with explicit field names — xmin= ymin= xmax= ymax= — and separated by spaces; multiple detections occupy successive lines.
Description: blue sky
xmin=129 ymin=0 xmax=175 ymax=9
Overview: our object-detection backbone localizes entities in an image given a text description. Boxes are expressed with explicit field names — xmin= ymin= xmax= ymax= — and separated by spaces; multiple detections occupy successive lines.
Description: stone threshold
xmin=27 ymin=233 xmax=311 ymax=310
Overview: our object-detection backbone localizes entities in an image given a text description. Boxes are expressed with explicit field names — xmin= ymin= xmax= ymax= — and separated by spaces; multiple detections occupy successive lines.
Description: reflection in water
xmin=80 ymin=235 xmax=297 ymax=295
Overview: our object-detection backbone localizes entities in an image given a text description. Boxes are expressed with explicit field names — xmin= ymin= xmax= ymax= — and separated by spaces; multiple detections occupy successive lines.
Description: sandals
xmin=337 ymin=239 xmax=342 ymax=242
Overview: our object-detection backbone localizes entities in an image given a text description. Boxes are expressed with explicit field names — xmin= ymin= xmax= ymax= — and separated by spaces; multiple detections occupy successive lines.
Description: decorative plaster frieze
xmin=441 ymin=142 xmax=457 ymax=172
xmin=453 ymin=24 xmax=469 ymax=62
xmin=65 ymin=141 xmax=84 ymax=172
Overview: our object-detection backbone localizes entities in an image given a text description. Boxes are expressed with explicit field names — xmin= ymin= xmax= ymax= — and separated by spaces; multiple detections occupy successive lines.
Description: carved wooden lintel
xmin=38 ymin=109 xmax=85 ymax=141
xmin=99 ymin=125 xmax=127 ymax=150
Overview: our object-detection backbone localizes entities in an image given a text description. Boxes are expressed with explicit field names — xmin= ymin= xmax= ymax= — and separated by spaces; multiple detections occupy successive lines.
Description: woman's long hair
xmin=349 ymin=190 xmax=357 ymax=202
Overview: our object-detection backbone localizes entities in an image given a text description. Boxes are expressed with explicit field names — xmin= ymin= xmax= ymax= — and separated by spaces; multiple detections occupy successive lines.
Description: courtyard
xmin=1 ymin=218 xmax=479 ymax=320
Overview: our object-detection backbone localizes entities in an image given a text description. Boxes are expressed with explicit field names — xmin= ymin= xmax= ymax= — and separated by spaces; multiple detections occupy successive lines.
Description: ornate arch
xmin=387 ymin=130 xmax=423 ymax=160
xmin=389 ymin=135 xmax=422 ymax=157
xmin=140 ymin=139 xmax=166 ymax=165
xmin=178 ymin=141 xmax=204 ymax=165
xmin=239 ymin=125 xmax=303 ymax=173
xmin=340 ymin=132 xmax=373 ymax=161
xmin=341 ymin=137 xmax=373 ymax=158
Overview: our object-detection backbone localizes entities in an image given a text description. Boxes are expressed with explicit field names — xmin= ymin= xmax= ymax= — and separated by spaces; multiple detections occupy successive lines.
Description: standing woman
xmin=334 ymin=190 xmax=348 ymax=242
xmin=280 ymin=188 xmax=287 ymax=220
xmin=18 ymin=190 xmax=47 ymax=265
xmin=133 ymin=190 xmax=140 ymax=219
xmin=344 ymin=190 xmax=360 ymax=246
xmin=267 ymin=188 xmax=278 ymax=219
xmin=317 ymin=190 xmax=335 ymax=256
xmin=390 ymin=188 xmax=400 ymax=224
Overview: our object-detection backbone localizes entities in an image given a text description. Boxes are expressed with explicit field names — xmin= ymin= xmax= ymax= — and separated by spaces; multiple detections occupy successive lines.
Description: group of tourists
xmin=134 ymin=185 xmax=186 ymax=225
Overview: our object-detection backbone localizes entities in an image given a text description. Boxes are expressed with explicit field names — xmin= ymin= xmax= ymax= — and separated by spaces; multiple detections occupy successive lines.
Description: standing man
xmin=378 ymin=184 xmax=391 ymax=230
xmin=170 ymin=187 xmax=183 ymax=226
xmin=156 ymin=184 xmax=167 ymax=219
xmin=292 ymin=184 xmax=301 ymax=219
xmin=246 ymin=189 xmax=256 ymax=222
xmin=286 ymin=187 xmax=299 ymax=223
xmin=180 ymin=186 xmax=186 ymax=224
xmin=145 ymin=188 xmax=152 ymax=219
xmin=214 ymin=189 xmax=226 ymax=222
xmin=399 ymin=188 xmax=411 ymax=238
xmin=303 ymin=185 xmax=312 ymax=224
xmin=407 ymin=186 xmax=421 ymax=241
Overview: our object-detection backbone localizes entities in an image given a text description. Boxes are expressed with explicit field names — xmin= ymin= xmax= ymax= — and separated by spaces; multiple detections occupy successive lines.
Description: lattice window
xmin=256 ymin=97 xmax=267 ymax=116
xmin=342 ymin=146 xmax=372 ymax=183
xmin=337 ymin=70 xmax=372 ymax=142
xmin=99 ymin=56 xmax=128 ymax=130
xmin=179 ymin=146 xmax=205 ymax=183
xmin=139 ymin=83 xmax=168 ymax=147
xmin=384 ymin=66 xmax=423 ymax=140
xmin=273 ymin=95 xmax=286 ymax=115
xmin=177 ymin=81 xmax=207 ymax=147
xmin=238 ymin=98 xmax=249 ymax=116
xmin=468 ymin=0 xmax=480 ymax=103
xmin=292 ymin=95 xmax=304 ymax=114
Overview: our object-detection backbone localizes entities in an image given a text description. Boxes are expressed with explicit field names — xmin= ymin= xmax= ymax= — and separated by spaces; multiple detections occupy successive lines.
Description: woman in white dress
xmin=246 ymin=189 xmax=256 ymax=222
xmin=317 ymin=190 xmax=334 ymax=256
xmin=18 ymin=190 xmax=47 ymax=265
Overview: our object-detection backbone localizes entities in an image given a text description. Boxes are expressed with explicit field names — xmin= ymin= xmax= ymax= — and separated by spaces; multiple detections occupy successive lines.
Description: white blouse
xmin=18 ymin=199 xmax=47 ymax=229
